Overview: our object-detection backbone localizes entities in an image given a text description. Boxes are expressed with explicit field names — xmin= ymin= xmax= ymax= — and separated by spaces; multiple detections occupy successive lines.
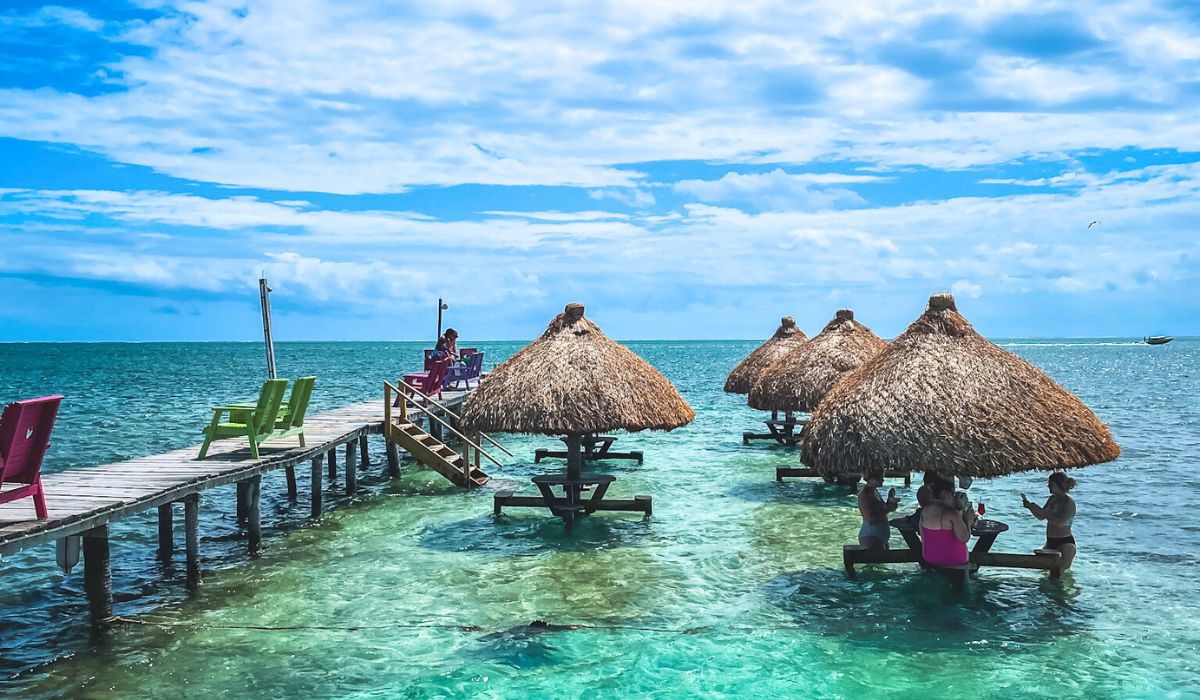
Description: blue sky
xmin=1 ymin=1 xmax=1198 ymax=342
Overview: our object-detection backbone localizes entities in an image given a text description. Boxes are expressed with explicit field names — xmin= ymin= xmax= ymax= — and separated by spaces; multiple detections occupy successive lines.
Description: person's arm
xmin=950 ymin=511 xmax=971 ymax=543
xmin=1022 ymin=492 xmax=1047 ymax=520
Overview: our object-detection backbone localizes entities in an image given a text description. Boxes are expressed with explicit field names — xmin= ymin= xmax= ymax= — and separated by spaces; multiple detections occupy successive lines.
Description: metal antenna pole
xmin=259 ymin=276 xmax=277 ymax=379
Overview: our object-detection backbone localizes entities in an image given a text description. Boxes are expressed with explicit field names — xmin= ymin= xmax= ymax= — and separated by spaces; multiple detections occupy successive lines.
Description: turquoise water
xmin=1 ymin=339 xmax=1198 ymax=698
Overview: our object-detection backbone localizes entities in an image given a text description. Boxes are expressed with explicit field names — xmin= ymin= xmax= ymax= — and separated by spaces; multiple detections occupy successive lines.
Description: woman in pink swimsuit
xmin=920 ymin=480 xmax=971 ymax=566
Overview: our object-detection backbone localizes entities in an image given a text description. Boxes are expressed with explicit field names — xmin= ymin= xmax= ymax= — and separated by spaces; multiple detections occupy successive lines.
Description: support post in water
xmin=345 ymin=440 xmax=357 ymax=495
xmin=327 ymin=447 xmax=337 ymax=482
xmin=311 ymin=454 xmax=324 ymax=519
xmin=185 ymin=494 xmax=201 ymax=590
xmin=259 ymin=276 xmax=277 ymax=380
xmin=157 ymin=502 xmax=174 ymax=561
xmin=385 ymin=438 xmax=400 ymax=477
xmin=359 ymin=434 xmax=370 ymax=469
xmin=285 ymin=465 xmax=298 ymax=500
xmin=247 ymin=475 xmax=262 ymax=556
xmin=236 ymin=480 xmax=249 ymax=527
xmin=82 ymin=525 xmax=112 ymax=627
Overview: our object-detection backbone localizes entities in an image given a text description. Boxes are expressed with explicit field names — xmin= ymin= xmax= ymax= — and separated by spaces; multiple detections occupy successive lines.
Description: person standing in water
xmin=1022 ymin=472 xmax=1078 ymax=569
xmin=858 ymin=467 xmax=898 ymax=550
xmin=920 ymin=479 xmax=971 ymax=566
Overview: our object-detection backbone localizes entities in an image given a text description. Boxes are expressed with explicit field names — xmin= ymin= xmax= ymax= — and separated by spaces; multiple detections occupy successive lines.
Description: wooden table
xmin=840 ymin=515 xmax=1062 ymax=586
xmin=534 ymin=434 xmax=644 ymax=464
xmin=743 ymin=418 xmax=806 ymax=446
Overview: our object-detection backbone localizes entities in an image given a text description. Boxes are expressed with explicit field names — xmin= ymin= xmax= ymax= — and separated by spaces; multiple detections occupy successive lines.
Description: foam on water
xmin=1 ymin=339 xmax=1198 ymax=698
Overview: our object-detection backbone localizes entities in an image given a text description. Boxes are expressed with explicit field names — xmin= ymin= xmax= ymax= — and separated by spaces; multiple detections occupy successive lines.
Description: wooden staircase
xmin=384 ymin=418 xmax=489 ymax=488
xmin=383 ymin=380 xmax=511 ymax=489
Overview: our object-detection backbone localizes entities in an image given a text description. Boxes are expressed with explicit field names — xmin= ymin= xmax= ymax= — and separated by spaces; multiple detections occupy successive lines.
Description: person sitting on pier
xmin=433 ymin=328 xmax=459 ymax=363
xmin=920 ymin=479 xmax=970 ymax=566
xmin=858 ymin=467 xmax=898 ymax=550
xmin=1022 ymin=472 xmax=1078 ymax=570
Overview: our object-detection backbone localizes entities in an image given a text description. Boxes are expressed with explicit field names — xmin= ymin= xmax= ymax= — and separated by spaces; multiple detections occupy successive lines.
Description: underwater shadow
xmin=418 ymin=513 xmax=657 ymax=555
xmin=764 ymin=566 xmax=1093 ymax=651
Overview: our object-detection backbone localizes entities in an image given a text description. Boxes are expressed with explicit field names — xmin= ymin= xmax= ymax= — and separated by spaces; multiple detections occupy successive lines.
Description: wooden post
xmin=311 ymin=454 xmax=324 ymax=519
xmin=285 ymin=466 xmax=298 ymax=500
xmin=247 ymin=475 xmax=262 ymax=556
xmin=327 ymin=447 xmax=337 ymax=482
xmin=385 ymin=438 xmax=400 ymax=477
xmin=565 ymin=433 xmax=582 ymax=532
xmin=236 ymin=480 xmax=249 ymax=527
xmin=157 ymin=503 xmax=173 ymax=561
xmin=359 ymin=434 xmax=369 ymax=469
xmin=185 ymin=494 xmax=201 ymax=590
xmin=345 ymin=441 xmax=357 ymax=495
xmin=83 ymin=525 xmax=113 ymax=627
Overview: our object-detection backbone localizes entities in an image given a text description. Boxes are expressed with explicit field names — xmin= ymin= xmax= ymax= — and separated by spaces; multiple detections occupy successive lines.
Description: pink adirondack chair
xmin=0 ymin=395 xmax=63 ymax=519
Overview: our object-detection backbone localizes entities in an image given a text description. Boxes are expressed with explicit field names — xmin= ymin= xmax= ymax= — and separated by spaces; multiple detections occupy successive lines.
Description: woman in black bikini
xmin=1022 ymin=472 xmax=1078 ymax=569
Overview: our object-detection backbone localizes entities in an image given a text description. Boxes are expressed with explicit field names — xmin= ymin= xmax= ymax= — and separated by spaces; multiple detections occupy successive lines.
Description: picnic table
xmin=743 ymin=417 xmax=807 ymax=445
xmin=842 ymin=515 xmax=1062 ymax=586
xmin=534 ymin=434 xmax=644 ymax=464
xmin=888 ymin=516 xmax=1009 ymax=556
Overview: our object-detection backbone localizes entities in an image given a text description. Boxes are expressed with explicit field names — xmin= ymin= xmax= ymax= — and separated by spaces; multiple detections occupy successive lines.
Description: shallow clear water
xmin=1 ymin=339 xmax=1198 ymax=698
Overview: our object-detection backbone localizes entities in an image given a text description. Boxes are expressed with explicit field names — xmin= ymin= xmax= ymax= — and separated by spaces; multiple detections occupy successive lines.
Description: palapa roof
xmin=748 ymin=309 xmax=886 ymax=413
xmin=458 ymin=303 xmax=695 ymax=436
xmin=800 ymin=292 xmax=1120 ymax=478
xmin=723 ymin=316 xmax=807 ymax=394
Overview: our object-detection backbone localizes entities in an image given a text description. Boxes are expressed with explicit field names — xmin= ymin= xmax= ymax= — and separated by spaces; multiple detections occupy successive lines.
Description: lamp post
xmin=437 ymin=298 xmax=449 ymax=339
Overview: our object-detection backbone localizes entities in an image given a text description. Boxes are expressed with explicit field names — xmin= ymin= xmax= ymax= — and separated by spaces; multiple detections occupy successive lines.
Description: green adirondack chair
xmin=198 ymin=379 xmax=288 ymax=459
xmin=271 ymin=376 xmax=316 ymax=446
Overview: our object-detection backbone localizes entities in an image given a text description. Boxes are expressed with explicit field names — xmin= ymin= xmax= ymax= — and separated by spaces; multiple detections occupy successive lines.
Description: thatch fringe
xmin=748 ymin=309 xmax=886 ymax=413
xmin=459 ymin=303 xmax=695 ymax=436
xmin=801 ymin=293 xmax=1120 ymax=478
xmin=724 ymin=317 xmax=807 ymax=394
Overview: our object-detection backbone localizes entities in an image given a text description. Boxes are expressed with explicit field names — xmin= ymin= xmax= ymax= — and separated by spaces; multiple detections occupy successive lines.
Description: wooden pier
xmin=0 ymin=389 xmax=470 ymax=627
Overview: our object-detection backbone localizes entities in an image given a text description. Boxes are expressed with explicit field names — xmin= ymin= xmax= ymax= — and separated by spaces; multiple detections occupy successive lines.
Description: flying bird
xmin=1088 ymin=220 xmax=1100 ymax=229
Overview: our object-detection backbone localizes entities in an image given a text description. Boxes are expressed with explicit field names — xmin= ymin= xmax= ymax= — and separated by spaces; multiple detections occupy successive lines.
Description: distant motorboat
xmin=1144 ymin=336 xmax=1173 ymax=345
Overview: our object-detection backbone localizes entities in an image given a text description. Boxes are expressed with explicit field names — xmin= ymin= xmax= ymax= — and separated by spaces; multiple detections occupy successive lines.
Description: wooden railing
xmin=384 ymin=381 xmax=504 ymax=470
xmin=391 ymin=378 xmax=513 ymax=457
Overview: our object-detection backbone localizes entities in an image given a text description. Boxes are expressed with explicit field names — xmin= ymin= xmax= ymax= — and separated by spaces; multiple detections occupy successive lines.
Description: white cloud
xmin=951 ymin=280 xmax=983 ymax=298
xmin=0 ymin=1 xmax=1196 ymax=193
xmin=675 ymin=169 xmax=865 ymax=210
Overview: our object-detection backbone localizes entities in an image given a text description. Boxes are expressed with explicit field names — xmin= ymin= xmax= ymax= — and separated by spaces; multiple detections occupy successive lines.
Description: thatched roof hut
xmin=748 ymin=309 xmax=886 ymax=413
xmin=724 ymin=317 xmax=807 ymax=395
xmin=459 ymin=303 xmax=695 ymax=436
xmin=800 ymin=292 xmax=1120 ymax=478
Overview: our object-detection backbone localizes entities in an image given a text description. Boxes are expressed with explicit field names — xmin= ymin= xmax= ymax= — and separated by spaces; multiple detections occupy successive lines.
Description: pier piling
xmin=285 ymin=465 xmax=298 ymax=500
xmin=184 ymin=494 xmax=201 ymax=590
xmin=386 ymin=438 xmax=400 ymax=477
xmin=327 ymin=447 xmax=337 ymax=482
xmin=311 ymin=454 xmax=324 ymax=519
xmin=247 ymin=476 xmax=262 ymax=556
xmin=82 ymin=525 xmax=112 ymax=626
xmin=236 ymin=480 xmax=249 ymax=527
xmin=157 ymin=503 xmax=174 ymax=561
xmin=359 ymin=434 xmax=369 ymax=469
xmin=345 ymin=440 xmax=357 ymax=495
